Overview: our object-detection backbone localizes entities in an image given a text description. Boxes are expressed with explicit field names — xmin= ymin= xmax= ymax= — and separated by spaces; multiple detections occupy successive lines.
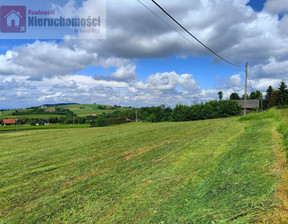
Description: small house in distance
xmin=3 ymin=119 xmax=17 ymax=125
xmin=236 ymin=100 xmax=260 ymax=110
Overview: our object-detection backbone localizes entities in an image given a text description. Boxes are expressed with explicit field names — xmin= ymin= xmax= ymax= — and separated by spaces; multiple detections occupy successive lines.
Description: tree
xmin=147 ymin=113 xmax=157 ymax=122
xmin=269 ymin=90 xmax=280 ymax=108
xmin=278 ymin=81 xmax=288 ymax=106
xmin=38 ymin=119 xmax=45 ymax=126
xmin=229 ymin=92 xmax=240 ymax=100
xmin=218 ymin=91 xmax=223 ymax=101
xmin=265 ymin=85 xmax=273 ymax=101
xmin=172 ymin=105 xmax=191 ymax=121
xmin=95 ymin=117 xmax=108 ymax=127
xmin=250 ymin=90 xmax=263 ymax=100
xmin=29 ymin=119 xmax=37 ymax=126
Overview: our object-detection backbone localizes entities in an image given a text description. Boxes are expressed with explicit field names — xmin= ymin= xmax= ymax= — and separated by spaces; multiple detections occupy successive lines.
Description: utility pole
xmin=261 ymin=98 xmax=263 ymax=112
xmin=244 ymin=62 xmax=248 ymax=116
xmin=136 ymin=109 xmax=138 ymax=123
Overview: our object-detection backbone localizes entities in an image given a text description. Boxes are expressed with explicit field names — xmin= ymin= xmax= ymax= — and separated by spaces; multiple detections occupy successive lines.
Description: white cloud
xmin=1 ymin=0 xmax=288 ymax=108
xmin=0 ymin=41 xmax=127 ymax=80
xmin=264 ymin=0 xmax=288 ymax=15
xmin=146 ymin=72 xmax=179 ymax=91
xmin=250 ymin=78 xmax=282 ymax=90
xmin=145 ymin=72 xmax=199 ymax=91
xmin=228 ymin=74 xmax=242 ymax=87
xmin=52 ymin=0 xmax=79 ymax=18
xmin=0 ymin=0 xmax=287 ymax=77
xmin=262 ymin=58 xmax=288 ymax=76
xmin=250 ymin=57 xmax=288 ymax=80
xmin=0 ymin=70 xmax=201 ymax=108
xmin=110 ymin=65 xmax=137 ymax=81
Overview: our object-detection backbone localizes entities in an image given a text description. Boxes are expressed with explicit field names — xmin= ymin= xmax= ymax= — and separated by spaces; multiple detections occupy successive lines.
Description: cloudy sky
xmin=0 ymin=0 xmax=288 ymax=109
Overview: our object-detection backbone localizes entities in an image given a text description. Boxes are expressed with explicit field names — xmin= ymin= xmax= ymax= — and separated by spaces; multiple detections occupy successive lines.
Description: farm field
xmin=54 ymin=104 xmax=115 ymax=116
xmin=0 ymin=124 xmax=89 ymax=132
xmin=0 ymin=109 xmax=287 ymax=223
xmin=0 ymin=111 xmax=11 ymax=116
xmin=0 ymin=114 xmax=65 ymax=120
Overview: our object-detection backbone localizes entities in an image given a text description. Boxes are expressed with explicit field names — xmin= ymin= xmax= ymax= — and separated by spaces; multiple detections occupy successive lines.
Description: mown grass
xmin=0 ymin=111 xmax=286 ymax=223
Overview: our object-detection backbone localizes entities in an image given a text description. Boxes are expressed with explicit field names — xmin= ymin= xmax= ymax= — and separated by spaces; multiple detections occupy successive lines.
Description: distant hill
xmin=56 ymin=104 xmax=115 ymax=116
xmin=41 ymin=103 xmax=79 ymax=107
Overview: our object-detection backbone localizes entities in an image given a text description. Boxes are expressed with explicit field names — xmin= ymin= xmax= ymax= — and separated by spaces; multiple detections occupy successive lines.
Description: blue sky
xmin=247 ymin=0 xmax=266 ymax=11
xmin=0 ymin=0 xmax=288 ymax=109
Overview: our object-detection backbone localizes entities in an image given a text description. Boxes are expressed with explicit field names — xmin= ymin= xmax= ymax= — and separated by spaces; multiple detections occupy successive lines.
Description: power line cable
xmin=136 ymin=0 xmax=206 ymax=54
xmin=246 ymin=64 xmax=255 ymax=92
xmin=151 ymin=0 xmax=244 ymax=68
xmin=247 ymin=73 xmax=255 ymax=93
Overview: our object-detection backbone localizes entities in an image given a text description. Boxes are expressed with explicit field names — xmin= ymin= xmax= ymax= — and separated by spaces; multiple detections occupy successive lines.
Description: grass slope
xmin=0 ymin=111 xmax=286 ymax=223
xmin=0 ymin=114 xmax=65 ymax=120
xmin=55 ymin=104 xmax=111 ymax=116
xmin=0 ymin=124 xmax=89 ymax=133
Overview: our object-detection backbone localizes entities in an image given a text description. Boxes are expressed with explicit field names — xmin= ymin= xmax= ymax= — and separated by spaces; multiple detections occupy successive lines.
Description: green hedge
xmin=90 ymin=117 xmax=126 ymax=127
xmin=172 ymin=100 xmax=242 ymax=122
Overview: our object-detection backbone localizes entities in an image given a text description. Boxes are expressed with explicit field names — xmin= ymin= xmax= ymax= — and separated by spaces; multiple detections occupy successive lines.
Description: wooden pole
xmin=261 ymin=98 xmax=263 ymax=112
xmin=244 ymin=62 xmax=248 ymax=116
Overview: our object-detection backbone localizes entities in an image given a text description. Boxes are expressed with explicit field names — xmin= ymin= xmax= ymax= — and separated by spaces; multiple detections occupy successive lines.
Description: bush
xmin=147 ymin=113 xmax=157 ymax=122
xmin=172 ymin=100 xmax=241 ymax=122
xmin=91 ymin=117 xmax=108 ymax=127
xmin=107 ymin=117 xmax=126 ymax=125
xmin=29 ymin=119 xmax=37 ymax=126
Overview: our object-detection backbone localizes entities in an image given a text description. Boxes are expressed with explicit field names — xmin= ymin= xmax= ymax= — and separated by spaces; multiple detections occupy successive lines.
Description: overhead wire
xmin=136 ymin=0 xmax=252 ymax=100
xmin=150 ymin=0 xmax=244 ymax=68
xmin=136 ymin=0 xmax=208 ymax=55
xmin=247 ymin=73 xmax=255 ymax=93
xmin=137 ymin=0 xmax=245 ymax=69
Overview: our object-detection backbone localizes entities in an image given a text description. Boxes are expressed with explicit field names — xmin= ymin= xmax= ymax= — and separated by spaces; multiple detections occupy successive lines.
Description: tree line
xmin=91 ymin=101 xmax=242 ymax=127
xmin=227 ymin=81 xmax=288 ymax=109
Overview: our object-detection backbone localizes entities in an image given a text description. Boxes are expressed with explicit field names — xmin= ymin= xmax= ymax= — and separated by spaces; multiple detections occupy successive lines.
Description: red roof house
xmin=3 ymin=119 xmax=17 ymax=125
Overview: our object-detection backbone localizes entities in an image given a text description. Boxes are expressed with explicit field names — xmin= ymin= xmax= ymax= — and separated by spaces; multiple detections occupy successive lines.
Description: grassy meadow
xmin=0 ymin=114 xmax=65 ymax=120
xmin=0 ymin=104 xmax=111 ymax=119
xmin=0 ymin=109 xmax=287 ymax=223
xmin=0 ymin=124 xmax=89 ymax=133
xmin=54 ymin=104 xmax=114 ymax=116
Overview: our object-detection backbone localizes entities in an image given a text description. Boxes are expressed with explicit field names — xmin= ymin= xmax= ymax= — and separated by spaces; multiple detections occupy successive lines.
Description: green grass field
xmin=0 ymin=124 xmax=89 ymax=133
xmin=0 ymin=104 xmax=125 ymax=119
xmin=0 ymin=114 xmax=65 ymax=120
xmin=0 ymin=110 xmax=287 ymax=223
xmin=0 ymin=111 xmax=11 ymax=116
xmin=54 ymin=104 xmax=113 ymax=116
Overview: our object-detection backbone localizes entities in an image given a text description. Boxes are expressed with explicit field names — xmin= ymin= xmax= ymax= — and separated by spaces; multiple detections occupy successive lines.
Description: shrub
xmin=91 ymin=117 xmax=108 ymax=127
xmin=172 ymin=100 xmax=241 ymax=122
